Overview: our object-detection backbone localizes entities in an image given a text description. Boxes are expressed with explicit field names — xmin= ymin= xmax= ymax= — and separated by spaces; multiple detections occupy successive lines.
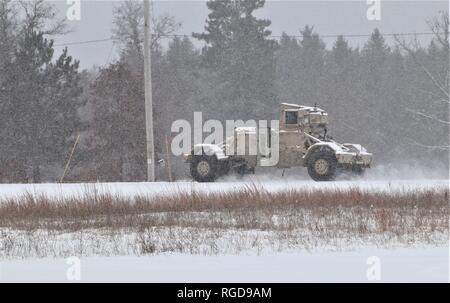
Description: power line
xmin=53 ymin=31 xmax=438 ymax=47
xmin=54 ymin=38 xmax=113 ymax=47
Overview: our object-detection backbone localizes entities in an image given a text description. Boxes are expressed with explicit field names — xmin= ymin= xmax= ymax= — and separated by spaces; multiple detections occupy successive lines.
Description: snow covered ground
xmin=0 ymin=179 xmax=448 ymax=201
xmin=0 ymin=178 xmax=447 ymax=283
xmin=0 ymin=246 xmax=447 ymax=283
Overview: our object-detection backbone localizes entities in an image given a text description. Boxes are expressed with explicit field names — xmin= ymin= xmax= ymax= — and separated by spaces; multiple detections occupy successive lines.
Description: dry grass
xmin=0 ymin=185 xmax=448 ymax=258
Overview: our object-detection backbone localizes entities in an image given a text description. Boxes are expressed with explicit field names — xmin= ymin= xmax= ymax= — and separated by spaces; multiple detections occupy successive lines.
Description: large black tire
xmin=190 ymin=155 xmax=218 ymax=182
xmin=307 ymin=148 xmax=338 ymax=181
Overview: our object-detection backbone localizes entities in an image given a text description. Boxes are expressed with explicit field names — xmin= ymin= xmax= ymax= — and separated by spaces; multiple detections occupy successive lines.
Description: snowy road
xmin=0 ymin=179 xmax=448 ymax=200
xmin=0 ymin=246 xmax=448 ymax=282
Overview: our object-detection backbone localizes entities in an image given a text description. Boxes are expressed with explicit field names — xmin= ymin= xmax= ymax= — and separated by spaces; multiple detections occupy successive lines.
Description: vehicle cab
xmin=280 ymin=103 xmax=329 ymax=139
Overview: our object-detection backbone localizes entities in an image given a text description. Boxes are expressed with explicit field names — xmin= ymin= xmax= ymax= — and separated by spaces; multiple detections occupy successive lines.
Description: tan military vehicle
xmin=184 ymin=103 xmax=373 ymax=182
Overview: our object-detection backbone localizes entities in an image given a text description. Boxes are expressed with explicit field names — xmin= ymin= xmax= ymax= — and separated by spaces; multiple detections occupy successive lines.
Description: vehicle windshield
xmin=308 ymin=112 xmax=328 ymax=125
xmin=306 ymin=112 xmax=329 ymax=139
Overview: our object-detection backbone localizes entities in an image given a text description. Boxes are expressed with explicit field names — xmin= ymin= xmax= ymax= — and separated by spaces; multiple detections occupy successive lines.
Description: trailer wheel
xmin=307 ymin=149 xmax=337 ymax=181
xmin=190 ymin=155 xmax=218 ymax=182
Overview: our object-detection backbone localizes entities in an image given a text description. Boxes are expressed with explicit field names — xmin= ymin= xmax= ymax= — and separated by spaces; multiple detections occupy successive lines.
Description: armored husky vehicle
xmin=184 ymin=103 xmax=372 ymax=182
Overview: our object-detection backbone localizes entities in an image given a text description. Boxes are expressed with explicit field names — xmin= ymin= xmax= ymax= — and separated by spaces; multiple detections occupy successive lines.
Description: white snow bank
xmin=0 ymin=179 xmax=448 ymax=200
xmin=0 ymin=246 xmax=447 ymax=282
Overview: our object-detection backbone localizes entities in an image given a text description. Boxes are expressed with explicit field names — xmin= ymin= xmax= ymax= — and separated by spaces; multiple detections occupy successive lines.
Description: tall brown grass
xmin=0 ymin=186 xmax=447 ymax=258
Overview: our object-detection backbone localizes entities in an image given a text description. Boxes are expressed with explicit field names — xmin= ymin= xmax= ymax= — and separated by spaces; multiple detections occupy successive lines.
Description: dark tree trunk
xmin=16 ymin=160 xmax=27 ymax=183
xmin=32 ymin=162 xmax=41 ymax=183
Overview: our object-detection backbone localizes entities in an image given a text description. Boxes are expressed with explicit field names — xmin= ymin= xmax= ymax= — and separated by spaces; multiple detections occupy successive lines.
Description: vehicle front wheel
xmin=307 ymin=149 xmax=337 ymax=181
xmin=190 ymin=156 xmax=218 ymax=182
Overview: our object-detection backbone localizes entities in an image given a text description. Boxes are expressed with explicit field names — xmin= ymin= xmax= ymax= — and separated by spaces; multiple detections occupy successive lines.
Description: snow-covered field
xmin=0 ymin=178 xmax=448 ymax=200
xmin=1 ymin=246 xmax=448 ymax=283
xmin=0 ymin=178 xmax=448 ymax=283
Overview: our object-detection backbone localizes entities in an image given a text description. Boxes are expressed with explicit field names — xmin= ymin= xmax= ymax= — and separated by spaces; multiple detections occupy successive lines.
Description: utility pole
xmin=143 ymin=0 xmax=155 ymax=182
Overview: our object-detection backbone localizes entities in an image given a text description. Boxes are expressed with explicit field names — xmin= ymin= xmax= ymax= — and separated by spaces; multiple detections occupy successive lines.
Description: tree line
xmin=0 ymin=0 xmax=448 ymax=183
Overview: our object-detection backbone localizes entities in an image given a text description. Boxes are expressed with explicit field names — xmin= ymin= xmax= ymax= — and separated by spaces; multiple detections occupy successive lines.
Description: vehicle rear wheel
xmin=190 ymin=155 xmax=218 ymax=182
xmin=307 ymin=149 xmax=337 ymax=181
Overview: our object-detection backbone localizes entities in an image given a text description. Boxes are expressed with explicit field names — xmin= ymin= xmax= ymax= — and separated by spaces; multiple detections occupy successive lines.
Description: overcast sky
xmin=49 ymin=1 xmax=448 ymax=69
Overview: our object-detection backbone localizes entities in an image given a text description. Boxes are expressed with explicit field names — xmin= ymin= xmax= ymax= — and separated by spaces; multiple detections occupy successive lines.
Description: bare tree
xmin=427 ymin=11 xmax=449 ymax=53
xmin=112 ymin=0 xmax=181 ymax=51
xmin=395 ymin=11 xmax=449 ymax=151
xmin=18 ymin=0 xmax=69 ymax=35
xmin=395 ymin=11 xmax=449 ymax=106
xmin=0 ymin=0 xmax=17 ymax=69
